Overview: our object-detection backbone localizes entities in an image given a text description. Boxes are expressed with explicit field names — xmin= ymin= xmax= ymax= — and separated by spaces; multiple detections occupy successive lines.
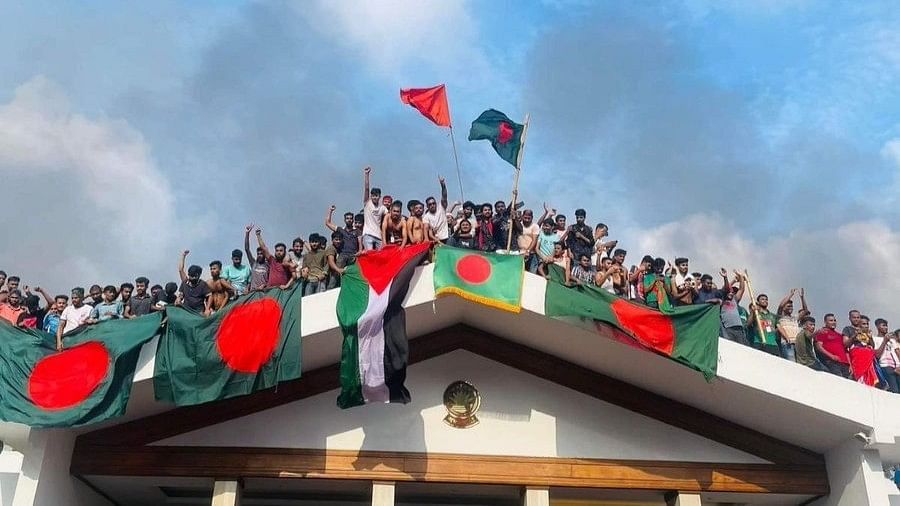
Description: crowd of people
xmin=0 ymin=166 xmax=896 ymax=392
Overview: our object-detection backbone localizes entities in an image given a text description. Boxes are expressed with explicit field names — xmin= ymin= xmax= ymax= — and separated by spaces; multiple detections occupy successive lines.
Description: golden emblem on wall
xmin=443 ymin=380 xmax=481 ymax=428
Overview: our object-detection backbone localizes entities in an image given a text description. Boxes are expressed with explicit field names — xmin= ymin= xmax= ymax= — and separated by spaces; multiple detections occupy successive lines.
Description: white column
xmin=523 ymin=486 xmax=549 ymax=506
xmin=211 ymin=480 xmax=242 ymax=506
xmin=372 ymin=481 xmax=395 ymax=506
xmin=665 ymin=492 xmax=702 ymax=506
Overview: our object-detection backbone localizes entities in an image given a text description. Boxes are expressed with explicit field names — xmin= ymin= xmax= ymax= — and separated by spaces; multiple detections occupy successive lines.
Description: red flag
xmin=400 ymin=84 xmax=451 ymax=127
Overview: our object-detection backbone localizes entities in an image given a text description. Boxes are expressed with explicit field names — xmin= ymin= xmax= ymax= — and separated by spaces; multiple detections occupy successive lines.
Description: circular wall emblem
xmin=443 ymin=380 xmax=481 ymax=429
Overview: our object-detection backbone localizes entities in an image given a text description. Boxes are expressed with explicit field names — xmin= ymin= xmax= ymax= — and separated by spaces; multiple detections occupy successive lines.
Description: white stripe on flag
xmin=356 ymin=281 xmax=392 ymax=403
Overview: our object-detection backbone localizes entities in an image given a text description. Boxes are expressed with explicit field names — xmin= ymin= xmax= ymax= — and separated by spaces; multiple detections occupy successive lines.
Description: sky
xmin=2 ymin=0 xmax=900 ymax=324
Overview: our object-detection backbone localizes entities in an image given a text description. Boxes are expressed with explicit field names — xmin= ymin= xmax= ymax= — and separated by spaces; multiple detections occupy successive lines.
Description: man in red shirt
xmin=814 ymin=313 xmax=851 ymax=378
xmin=255 ymin=227 xmax=293 ymax=289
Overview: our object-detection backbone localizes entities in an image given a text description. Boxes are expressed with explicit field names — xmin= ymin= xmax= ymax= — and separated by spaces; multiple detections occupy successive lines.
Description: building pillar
xmin=211 ymin=480 xmax=242 ymax=506
xmin=665 ymin=491 xmax=702 ymax=506
xmin=523 ymin=486 xmax=550 ymax=506
xmin=371 ymin=481 xmax=395 ymax=506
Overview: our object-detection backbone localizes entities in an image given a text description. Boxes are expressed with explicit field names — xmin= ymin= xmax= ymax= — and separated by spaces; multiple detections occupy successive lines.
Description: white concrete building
xmin=2 ymin=266 xmax=899 ymax=505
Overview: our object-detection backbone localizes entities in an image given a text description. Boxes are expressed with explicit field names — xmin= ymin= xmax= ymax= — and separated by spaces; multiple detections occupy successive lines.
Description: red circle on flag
xmin=456 ymin=254 xmax=492 ymax=285
xmin=610 ymin=299 xmax=676 ymax=355
xmin=28 ymin=341 xmax=111 ymax=411
xmin=216 ymin=298 xmax=282 ymax=373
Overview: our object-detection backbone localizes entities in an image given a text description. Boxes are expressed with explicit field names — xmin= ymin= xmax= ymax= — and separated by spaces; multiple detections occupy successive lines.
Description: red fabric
xmin=610 ymin=299 xmax=676 ymax=355
xmin=849 ymin=346 xmax=879 ymax=386
xmin=358 ymin=242 xmax=432 ymax=295
xmin=28 ymin=342 xmax=110 ymax=410
xmin=815 ymin=328 xmax=849 ymax=363
xmin=497 ymin=121 xmax=513 ymax=143
xmin=216 ymin=298 xmax=282 ymax=373
xmin=400 ymin=85 xmax=451 ymax=127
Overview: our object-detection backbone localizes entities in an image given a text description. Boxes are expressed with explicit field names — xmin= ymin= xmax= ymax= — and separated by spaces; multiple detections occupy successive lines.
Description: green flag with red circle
xmin=434 ymin=246 xmax=524 ymax=313
xmin=154 ymin=284 xmax=302 ymax=406
xmin=0 ymin=313 xmax=162 ymax=428
xmin=544 ymin=264 xmax=719 ymax=379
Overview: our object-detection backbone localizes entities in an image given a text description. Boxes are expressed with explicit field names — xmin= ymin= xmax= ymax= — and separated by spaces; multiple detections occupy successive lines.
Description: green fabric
xmin=642 ymin=273 xmax=674 ymax=313
xmin=0 ymin=313 xmax=162 ymax=427
xmin=433 ymin=245 xmax=524 ymax=312
xmin=467 ymin=109 xmax=524 ymax=167
xmin=545 ymin=265 xmax=719 ymax=379
xmin=752 ymin=309 xmax=779 ymax=346
xmin=336 ymin=262 xmax=369 ymax=409
xmin=154 ymin=285 xmax=302 ymax=406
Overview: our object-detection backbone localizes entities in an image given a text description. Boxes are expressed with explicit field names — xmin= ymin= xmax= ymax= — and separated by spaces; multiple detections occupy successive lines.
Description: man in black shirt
xmin=177 ymin=250 xmax=210 ymax=315
xmin=566 ymin=208 xmax=593 ymax=261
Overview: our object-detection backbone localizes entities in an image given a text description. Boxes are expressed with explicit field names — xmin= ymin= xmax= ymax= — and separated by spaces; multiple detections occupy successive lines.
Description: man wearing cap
xmin=362 ymin=166 xmax=388 ymax=251
xmin=222 ymin=249 xmax=251 ymax=296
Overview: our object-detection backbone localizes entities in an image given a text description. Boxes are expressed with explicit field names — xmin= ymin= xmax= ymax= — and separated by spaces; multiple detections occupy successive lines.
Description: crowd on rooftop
xmin=0 ymin=167 xmax=897 ymax=392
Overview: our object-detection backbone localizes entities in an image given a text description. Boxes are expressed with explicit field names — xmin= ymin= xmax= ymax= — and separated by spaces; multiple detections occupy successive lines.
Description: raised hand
xmin=245 ymin=223 xmax=254 ymax=233
xmin=182 ymin=250 xmax=190 ymax=257
xmin=438 ymin=175 xmax=445 ymax=184
xmin=719 ymin=267 xmax=728 ymax=278
xmin=329 ymin=205 xmax=336 ymax=212
xmin=364 ymin=166 xmax=372 ymax=175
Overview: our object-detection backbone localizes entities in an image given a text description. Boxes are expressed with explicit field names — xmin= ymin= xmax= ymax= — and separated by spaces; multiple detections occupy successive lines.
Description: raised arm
xmin=719 ymin=268 xmax=731 ymax=294
xmin=325 ymin=205 xmax=338 ymax=232
xmin=438 ymin=176 xmax=448 ymax=209
xmin=733 ymin=271 xmax=746 ymax=302
xmin=35 ymin=286 xmax=53 ymax=307
xmin=799 ymin=287 xmax=809 ymax=316
xmin=363 ymin=166 xmax=371 ymax=204
xmin=178 ymin=250 xmax=189 ymax=283
xmin=244 ymin=223 xmax=255 ymax=265
xmin=256 ymin=227 xmax=271 ymax=259
xmin=777 ymin=288 xmax=795 ymax=313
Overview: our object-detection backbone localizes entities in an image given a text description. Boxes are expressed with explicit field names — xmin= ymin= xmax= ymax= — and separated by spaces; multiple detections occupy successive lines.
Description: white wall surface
xmin=159 ymin=350 xmax=766 ymax=464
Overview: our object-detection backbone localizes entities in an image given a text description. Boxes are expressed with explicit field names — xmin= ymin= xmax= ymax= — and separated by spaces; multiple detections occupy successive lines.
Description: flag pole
xmin=742 ymin=269 xmax=766 ymax=345
xmin=448 ymin=125 xmax=465 ymax=201
xmin=506 ymin=113 xmax=530 ymax=252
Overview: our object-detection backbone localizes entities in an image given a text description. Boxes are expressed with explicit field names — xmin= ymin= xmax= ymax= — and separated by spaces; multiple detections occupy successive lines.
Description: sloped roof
xmin=110 ymin=265 xmax=900 ymax=460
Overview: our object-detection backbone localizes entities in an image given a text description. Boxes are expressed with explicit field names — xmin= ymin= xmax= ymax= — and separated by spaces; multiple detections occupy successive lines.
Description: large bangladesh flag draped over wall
xmin=154 ymin=285 xmax=303 ymax=406
xmin=337 ymin=242 xmax=431 ymax=409
xmin=433 ymin=246 xmax=524 ymax=313
xmin=544 ymin=265 xmax=719 ymax=379
xmin=0 ymin=314 xmax=162 ymax=428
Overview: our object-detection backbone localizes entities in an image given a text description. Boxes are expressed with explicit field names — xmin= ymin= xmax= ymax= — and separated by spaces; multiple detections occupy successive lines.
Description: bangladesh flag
xmin=433 ymin=245 xmax=524 ymax=313
xmin=154 ymin=284 xmax=302 ymax=406
xmin=468 ymin=109 xmax=524 ymax=167
xmin=0 ymin=313 xmax=162 ymax=428
xmin=337 ymin=242 xmax=431 ymax=409
xmin=544 ymin=265 xmax=719 ymax=379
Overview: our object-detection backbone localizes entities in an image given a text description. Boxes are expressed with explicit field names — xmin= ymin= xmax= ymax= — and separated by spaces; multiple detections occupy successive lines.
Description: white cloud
xmin=297 ymin=0 xmax=490 ymax=82
xmin=881 ymin=138 xmax=900 ymax=167
xmin=0 ymin=76 xmax=178 ymax=290
xmin=620 ymin=213 xmax=900 ymax=325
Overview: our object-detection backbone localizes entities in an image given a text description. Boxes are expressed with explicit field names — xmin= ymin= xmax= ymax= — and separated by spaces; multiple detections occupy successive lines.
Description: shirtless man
xmin=381 ymin=200 xmax=408 ymax=247
xmin=406 ymin=200 xmax=430 ymax=244
xmin=207 ymin=260 xmax=235 ymax=311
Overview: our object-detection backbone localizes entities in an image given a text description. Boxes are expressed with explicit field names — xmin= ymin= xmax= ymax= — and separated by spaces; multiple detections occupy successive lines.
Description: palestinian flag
xmin=468 ymin=109 xmax=524 ymax=167
xmin=337 ymin=242 xmax=431 ymax=409
xmin=433 ymin=245 xmax=523 ymax=313
xmin=544 ymin=265 xmax=719 ymax=379
xmin=154 ymin=284 xmax=302 ymax=406
xmin=0 ymin=313 xmax=162 ymax=428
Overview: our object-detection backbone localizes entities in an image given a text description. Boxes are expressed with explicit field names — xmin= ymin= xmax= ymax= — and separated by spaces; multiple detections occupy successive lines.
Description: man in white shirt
xmin=57 ymin=287 xmax=93 ymax=350
xmin=517 ymin=209 xmax=541 ymax=272
xmin=362 ymin=166 xmax=387 ymax=251
xmin=873 ymin=318 xmax=899 ymax=393
xmin=423 ymin=176 xmax=450 ymax=243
